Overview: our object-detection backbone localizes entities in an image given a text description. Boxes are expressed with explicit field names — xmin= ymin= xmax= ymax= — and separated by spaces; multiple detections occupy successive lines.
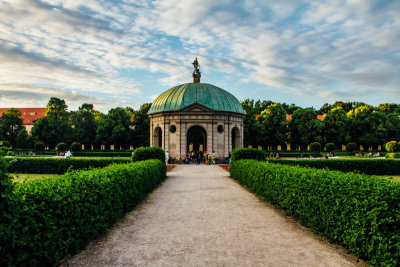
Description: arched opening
xmin=153 ymin=127 xmax=162 ymax=147
xmin=187 ymin=126 xmax=207 ymax=153
xmin=232 ymin=127 xmax=240 ymax=150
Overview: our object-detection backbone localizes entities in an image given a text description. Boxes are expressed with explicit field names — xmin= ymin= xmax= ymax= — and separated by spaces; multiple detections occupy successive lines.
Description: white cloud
xmin=0 ymin=0 xmax=399 ymax=110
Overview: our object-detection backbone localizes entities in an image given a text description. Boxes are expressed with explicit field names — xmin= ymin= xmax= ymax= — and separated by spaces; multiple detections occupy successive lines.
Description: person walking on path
xmin=212 ymin=151 xmax=217 ymax=165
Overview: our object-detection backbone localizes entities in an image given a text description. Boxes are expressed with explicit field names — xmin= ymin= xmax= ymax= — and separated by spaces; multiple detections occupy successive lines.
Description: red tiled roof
xmin=0 ymin=108 xmax=46 ymax=125
xmin=255 ymin=113 xmax=324 ymax=121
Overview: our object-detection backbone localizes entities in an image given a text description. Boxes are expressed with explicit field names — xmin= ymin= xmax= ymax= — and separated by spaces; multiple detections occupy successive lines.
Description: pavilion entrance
xmin=187 ymin=126 xmax=207 ymax=153
xmin=153 ymin=127 xmax=162 ymax=147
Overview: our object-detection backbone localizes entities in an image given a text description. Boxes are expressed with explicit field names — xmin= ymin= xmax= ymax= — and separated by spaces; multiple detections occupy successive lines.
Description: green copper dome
xmin=148 ymin=83 xmax=245 ymax=115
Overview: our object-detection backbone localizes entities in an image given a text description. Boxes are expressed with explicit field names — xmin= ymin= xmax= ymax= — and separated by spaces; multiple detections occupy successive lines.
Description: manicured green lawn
xmin=10 ymin=173 xmax=62 ymax=183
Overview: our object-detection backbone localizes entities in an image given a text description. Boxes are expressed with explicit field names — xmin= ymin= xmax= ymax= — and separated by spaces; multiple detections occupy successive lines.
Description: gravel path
xmin=65 ymin=165 xmax=364 ymax=267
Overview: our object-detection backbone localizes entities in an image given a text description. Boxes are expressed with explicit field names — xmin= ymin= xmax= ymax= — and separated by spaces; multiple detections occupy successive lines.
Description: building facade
xmin=0 ymin=108 xmax=46 ymax=132
xmin=148 ymin=59 xmax=246 ymax=158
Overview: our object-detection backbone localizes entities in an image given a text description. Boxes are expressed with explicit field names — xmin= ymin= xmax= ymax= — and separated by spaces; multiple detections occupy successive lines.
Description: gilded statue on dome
xmin=192 ymin=57 xmax=201 ymax=83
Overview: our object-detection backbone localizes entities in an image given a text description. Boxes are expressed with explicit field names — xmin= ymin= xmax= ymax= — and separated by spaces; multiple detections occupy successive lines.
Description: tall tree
xmin=323 ymin=107 xmax=350 ymax=147
xmin=258 ymin=103 xmax=288 ymax=148
xmin=31 ymin=98 xmax=72 ymax=147
xmin=72 ymin=103 xmax=97 ymax=147
xmin=131 ymin=103 xmax=151 ymax=147
xmin=347 ymin=105 xmax=390 ymax=148
xmin=377 ymin=103 xmax=400 ymax=114
xmin=289 ymin=107 xmax=324 ymax=149
xmin=241 ymin=99 xmax=266 ymax=147
xmin=96 ymin=107 xmax=132 ymax=149
xmin=15 ymin=128 xmax=31 ymax=148
xmin=0 ymin=108 xmax=23 ymax=147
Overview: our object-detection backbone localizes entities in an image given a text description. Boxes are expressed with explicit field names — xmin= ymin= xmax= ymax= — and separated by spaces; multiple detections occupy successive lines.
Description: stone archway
xmin=187 ymin=126 xmax=207 ymax=153
xmin=153 ymin=127 xmax=162 ymax=147
xmin=232 ymin=127 xmax=240 ymax=150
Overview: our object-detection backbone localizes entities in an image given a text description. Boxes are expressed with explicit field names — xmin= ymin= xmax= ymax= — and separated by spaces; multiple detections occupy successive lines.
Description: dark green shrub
xmin=231 ymin=148 xmax=266 ymax=162
xmin=385 ymin=141 xmax=399 ymax=153
xmin=70 ymin=141 xmax=81 ymax=152
xmin=230 ymin=160 xmax=400 ymax=266
xmin=0 ymin=140 xmax=10 ymax=147
xmin=56 ymin=142 xmax=67 ymax=153
xmin=2 ymin=159 xmax=166 ymax=266
xmin=346 ymin=142 xmax=357 ymax=152
xmin=7 ymin=157 xmax=130 ymax=174
xmin=309 ymin=142 xmax=321 ymax=152
xmin=325 ymin=143 xmax=336 ymax=152
xmin=132 ymin=147 xmax=165 ymax=163
xmin=385 ymin=153 xmax=400 ymax=159
xmin=34 ymin=141 xmax=45 ymax=151
xmin=268 ymin=158 xmax=400 ymax=175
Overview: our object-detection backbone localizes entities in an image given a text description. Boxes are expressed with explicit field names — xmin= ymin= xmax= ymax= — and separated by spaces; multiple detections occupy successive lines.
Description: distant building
xmin=0 ymin=108 xmax=46 ymax=132
xmin=255 ymin=114 xmax=324 ymax=121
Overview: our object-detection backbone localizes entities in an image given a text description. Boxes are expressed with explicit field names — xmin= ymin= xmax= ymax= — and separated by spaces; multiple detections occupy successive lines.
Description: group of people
xmin=185 ymin=151 xmax=217 ymax=165
xmin=268 ymin=152 xmax=280 ymax=159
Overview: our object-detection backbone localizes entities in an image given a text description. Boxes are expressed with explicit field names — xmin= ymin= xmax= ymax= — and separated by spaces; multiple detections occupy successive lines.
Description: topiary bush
xmin=230 ymin=148 xmax=266 ymax=162
xmin=132 ymin=147 xmax=165 ymax=163
xmin=385 ymin=141 xmax=399 ymax=153
xmin=56 ymin=142 xmax=67 ymax=153
xmin=70 ymin=141 xmax=81 ymax=152
xmin=34 ymin=141 xmax=45 ymax=151
xmin=230 ymin=160 xmax=400 ymax=266
xmin=309 ymin=142 xmax=321 ymax=152
xmin=2 ymin=159 xmax=166 ymax=266
xmin=346 ymin=142 xmax=357 ymax=152
xmin=325 ymin=143 xmax=336 ymax=152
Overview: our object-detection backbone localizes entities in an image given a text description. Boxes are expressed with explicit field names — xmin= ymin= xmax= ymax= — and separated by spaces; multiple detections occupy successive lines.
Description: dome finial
xmin=192 ymin=57 xmax=201 ymax=83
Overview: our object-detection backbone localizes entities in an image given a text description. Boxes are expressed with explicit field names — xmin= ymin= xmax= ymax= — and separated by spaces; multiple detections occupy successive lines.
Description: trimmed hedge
xmin=231 ymin=148 xmax=266 ymax=162
xmin=7 ymin=157 xmax=131 ymax=174
xmin=386 ymin=153 xmax=400 ymax=159
xmin=72 ymin=151 xmax=132 ymax=157
xmin=132 ymin=147 xmax=165 ymax=162
xmin=230 ymin=160 xmax=400 ymax=266
xmin=274 ymin=152 xmax=322 ymax=158
xmin=1 ymin=159 xmax=166 ymax=266
xmin=269 ymin=158 xmax=400 ymax=175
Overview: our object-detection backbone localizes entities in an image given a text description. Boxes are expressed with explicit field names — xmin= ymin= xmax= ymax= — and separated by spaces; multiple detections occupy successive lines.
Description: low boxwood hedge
xmin=269 ymin=158 xmax=400 ymax=175
xmin=7 ymin=157 xmax=131 ymax=174
xmin=72 ymin=151 xmax=132 ymax=157
xmin=273 ymin=151 xmax=322 ymax=158
xmin=1 ymin=159 xmax=166 ymax=266
xmin=231 ymin=148 xmax=266 ymax=162
xmin=132 ymin=147 xmax=165 ymax=162
xmin=230 ymin=160 xmax=400 ymax=266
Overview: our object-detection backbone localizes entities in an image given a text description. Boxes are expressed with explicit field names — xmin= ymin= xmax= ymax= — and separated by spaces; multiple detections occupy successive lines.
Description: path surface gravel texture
xmin=66 ymin=165 xmax=365 ymax=267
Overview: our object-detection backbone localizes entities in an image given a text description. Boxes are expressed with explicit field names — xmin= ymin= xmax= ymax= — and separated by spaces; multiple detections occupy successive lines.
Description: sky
xmin=0 ymin=0 xmax=399 ymax=113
